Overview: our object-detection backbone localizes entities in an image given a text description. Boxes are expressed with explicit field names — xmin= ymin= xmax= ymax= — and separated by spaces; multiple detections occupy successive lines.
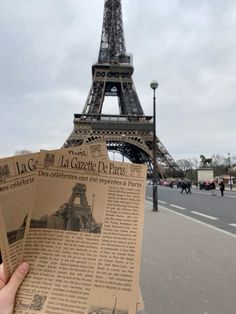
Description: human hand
xmin=0 ymin=262 xmax=29 ymax=314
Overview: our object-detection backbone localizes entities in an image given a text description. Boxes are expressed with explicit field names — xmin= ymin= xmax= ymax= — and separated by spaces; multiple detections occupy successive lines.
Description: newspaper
xmin=14 ymin=149 xmax=147 ymax=314
xmin=0 ymin=152 xmax=39 ymax=278
xmin=0 ymin=143 xmax=108 ymax=279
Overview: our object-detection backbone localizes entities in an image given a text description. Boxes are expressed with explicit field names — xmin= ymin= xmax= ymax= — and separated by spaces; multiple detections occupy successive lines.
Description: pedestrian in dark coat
xmin=186 ymin=181 xmax=192 ymax=194
xmin=180 ymin=181 xmax=188 ymax=194
xmin=219 ymin=181 xmax=225 ymax=196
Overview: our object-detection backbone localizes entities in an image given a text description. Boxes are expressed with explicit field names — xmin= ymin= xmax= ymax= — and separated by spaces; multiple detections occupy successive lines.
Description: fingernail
xmin=19 ymin=262 xmax=30 ymax=274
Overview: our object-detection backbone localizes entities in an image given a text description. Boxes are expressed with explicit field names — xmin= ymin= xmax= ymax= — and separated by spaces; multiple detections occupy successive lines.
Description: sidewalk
xmin=140 ymin=202 xmax=236 ymax=314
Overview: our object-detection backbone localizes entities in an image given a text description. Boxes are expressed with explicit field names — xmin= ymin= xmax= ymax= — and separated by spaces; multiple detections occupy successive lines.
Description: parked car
xmin=160 ymin=180 xmax=170 ymax=187
xmin=199 ymin=180 xmax=216 ymax=190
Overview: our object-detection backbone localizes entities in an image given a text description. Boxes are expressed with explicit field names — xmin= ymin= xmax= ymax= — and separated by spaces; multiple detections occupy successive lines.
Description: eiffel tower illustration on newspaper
xmin=64 ymin=0 xmax=179 ymax=177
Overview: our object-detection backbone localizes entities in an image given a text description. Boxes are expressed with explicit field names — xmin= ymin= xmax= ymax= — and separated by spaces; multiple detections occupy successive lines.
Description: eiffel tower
xmin=64 ymin=0 xmax=180 ymax=177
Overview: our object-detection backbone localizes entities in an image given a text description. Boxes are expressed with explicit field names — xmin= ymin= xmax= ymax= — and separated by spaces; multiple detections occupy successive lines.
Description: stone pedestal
xmin=197 ymin=168 xmax=214 ymax=182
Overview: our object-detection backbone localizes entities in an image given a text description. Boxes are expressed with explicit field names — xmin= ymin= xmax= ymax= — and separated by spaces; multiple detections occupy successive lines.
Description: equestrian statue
xmin=200 ymin=155 xmax=213 ymax=168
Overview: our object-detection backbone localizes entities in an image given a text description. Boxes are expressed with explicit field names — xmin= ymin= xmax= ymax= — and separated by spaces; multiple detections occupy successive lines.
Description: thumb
xmin=5 ymin=262 xmax=29 ymax=298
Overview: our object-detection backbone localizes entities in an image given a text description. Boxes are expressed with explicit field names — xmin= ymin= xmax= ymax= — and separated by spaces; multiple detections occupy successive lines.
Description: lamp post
xmin=228 ymin=152 xmax=232 ymax=190
xmin=150 ymin=80 xmax=159 ymax=212
xmin=121 ymin=134 xmax=125 ymax=162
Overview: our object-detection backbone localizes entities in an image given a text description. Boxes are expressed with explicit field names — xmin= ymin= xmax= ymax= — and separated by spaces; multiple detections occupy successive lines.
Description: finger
xmin=0 ymin=263 xmax=7 ymax=289
xmin=0 ymin=277 xmax=5 ymax=289
xmin=5 ymin=262 xmax=29 ymax=297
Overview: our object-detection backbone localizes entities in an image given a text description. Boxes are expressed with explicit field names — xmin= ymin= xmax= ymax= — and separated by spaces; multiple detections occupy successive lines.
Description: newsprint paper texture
xmin=14 ymin=150 xmax=147 ymax=314
xmin=0 ymin=143 xmax=108 ymax=278
xmin=0 ymin=152 xmax=39 ymax=277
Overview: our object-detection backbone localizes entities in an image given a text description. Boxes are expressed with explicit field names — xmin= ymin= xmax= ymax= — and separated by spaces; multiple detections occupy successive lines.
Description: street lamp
xmin=121 ymin=134 xmax=125 ymax=162
xmin=150 ymin=80 xmax=159 ymax=212
xmin=228 ymin=152 xmax=232 ymax=190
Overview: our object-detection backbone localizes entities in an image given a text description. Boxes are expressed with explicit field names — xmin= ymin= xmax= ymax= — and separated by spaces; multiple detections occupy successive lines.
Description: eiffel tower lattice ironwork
xmin=64 ymin=0 xmax=180 ymax=177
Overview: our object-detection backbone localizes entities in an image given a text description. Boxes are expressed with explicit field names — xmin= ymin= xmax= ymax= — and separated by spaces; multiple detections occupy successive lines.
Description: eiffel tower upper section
xmin=98 ymin=0 xmax=127 ymax=65
xmin=64 ymin=0 xmax=180 ymax=177
xmin=82 ymin=0 xmax=143 ymax=117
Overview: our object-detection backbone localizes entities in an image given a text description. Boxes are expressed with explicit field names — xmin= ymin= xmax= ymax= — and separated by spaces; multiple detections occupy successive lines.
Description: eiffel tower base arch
xmin=64 ymin=114 xmax=180 ymax=178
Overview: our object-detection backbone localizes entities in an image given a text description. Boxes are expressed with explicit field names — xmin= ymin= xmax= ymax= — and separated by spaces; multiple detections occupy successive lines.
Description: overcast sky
xmin=0 ymin=0 xmax=235 ymax=161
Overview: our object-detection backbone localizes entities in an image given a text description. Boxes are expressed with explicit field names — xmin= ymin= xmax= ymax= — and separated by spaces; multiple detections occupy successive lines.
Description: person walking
xmin=219 ymin=180 xmax=225 ymax=196
xmin=186 ymin=181 xmax=192 ymax=194
xmin=211 ymin=181 xmax=217 ymax=196
xmin=180 ymin=181 xmax=188 ymax=194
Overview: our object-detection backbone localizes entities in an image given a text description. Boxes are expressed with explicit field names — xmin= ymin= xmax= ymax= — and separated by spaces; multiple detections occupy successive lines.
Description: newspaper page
xmin=14 ymin=150 xmax=147 ymax=314
xmin=0 ymin=143 xmax=108 ymax=278
xmin=0 ymin=152 xmax=39 ymax=278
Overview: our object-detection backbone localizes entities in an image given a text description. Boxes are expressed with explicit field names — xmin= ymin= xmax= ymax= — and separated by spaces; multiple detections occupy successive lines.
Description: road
xmin=146 ymin=185 xmax=236 ymax=235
